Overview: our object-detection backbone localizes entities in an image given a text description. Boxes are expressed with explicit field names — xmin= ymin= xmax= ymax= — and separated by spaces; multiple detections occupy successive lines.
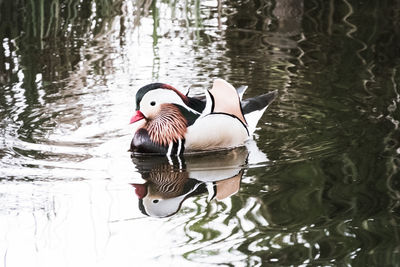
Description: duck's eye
xmin=150 ymin=101 xmax=156 ymax=106
xmin=153 ymin=199 xmax=159 ymax=203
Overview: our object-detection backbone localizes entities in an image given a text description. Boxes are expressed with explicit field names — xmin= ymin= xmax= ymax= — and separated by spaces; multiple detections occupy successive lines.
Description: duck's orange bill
xmin=130 ymin=110 xmax=145 ymax=124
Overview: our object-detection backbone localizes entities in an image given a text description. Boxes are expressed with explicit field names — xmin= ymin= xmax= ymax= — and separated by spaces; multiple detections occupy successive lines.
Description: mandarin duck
xmin=129 ymin=79 xmax=277 ymax=155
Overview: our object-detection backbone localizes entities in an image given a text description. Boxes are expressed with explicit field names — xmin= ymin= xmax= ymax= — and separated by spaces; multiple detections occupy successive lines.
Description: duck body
xmin=129 ymin=79 xmax=277 ymax=155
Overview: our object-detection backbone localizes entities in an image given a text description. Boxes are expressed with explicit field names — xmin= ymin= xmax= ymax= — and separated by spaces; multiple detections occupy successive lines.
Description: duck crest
xmin=146 ymin=104 xmax=187 ymax=146
xmin=136 ymin=83 xmax=189 ymax=110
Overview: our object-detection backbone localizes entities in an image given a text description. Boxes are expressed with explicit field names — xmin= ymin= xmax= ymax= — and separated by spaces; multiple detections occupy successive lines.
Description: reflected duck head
xmin=131 ymin=177 xmax=206 ymax=218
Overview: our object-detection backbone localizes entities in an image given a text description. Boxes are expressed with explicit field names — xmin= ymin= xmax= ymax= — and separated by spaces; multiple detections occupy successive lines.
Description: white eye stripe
xmin=140 ymin=89 xmax=200 ymax=114
xmin=141 ymin=89 xmax=184 ymax=107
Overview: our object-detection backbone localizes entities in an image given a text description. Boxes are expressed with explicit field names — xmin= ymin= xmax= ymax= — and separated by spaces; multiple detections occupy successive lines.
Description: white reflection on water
xmin=0 ymin=180 xmax=188 ymax=266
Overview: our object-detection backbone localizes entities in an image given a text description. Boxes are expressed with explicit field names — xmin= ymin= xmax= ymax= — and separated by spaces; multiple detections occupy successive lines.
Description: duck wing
xmin=205 ymin=79 xmax=247 ymax=125
xmin=185 ymin=79 xmax=250 ymax=151
xmin=188 ymin=83 xmax=248 ymax=110
xmin=188 ymin=82 xmax=278 ymax=137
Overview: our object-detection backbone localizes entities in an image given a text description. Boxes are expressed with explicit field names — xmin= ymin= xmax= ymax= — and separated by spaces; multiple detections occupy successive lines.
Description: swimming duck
xmin=129 ymin=79 xmax=277 ymax=155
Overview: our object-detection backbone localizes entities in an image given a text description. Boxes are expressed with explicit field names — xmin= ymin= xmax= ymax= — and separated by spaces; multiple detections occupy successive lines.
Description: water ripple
xmin=0 ymin=0 xmax=400 ymax=266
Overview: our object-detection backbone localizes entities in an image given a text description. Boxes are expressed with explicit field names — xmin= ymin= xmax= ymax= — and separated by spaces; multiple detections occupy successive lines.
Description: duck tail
xmin=242 ymin=90 xmax=278 ymax=135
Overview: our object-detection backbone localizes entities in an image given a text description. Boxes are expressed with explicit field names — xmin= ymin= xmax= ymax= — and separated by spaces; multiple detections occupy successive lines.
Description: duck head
xmin=130 ymin=83 xmax=200 ymax=149
xmin=130 ymin=83 xmax=190 ymax=122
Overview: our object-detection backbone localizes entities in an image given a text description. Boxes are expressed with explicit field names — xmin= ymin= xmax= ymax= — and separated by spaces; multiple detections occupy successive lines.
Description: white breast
xmin=184 ymin=113 xmax=249 ymax=151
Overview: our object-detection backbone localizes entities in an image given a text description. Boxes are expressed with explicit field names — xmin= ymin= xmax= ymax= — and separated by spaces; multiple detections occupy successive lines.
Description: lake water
xmin=1 ymin=0 xmax=400 ymax=266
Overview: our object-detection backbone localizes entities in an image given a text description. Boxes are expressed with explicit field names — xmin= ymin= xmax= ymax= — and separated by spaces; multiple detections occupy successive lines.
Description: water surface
xmin=1 ymin=0 xmax=400 ymax=266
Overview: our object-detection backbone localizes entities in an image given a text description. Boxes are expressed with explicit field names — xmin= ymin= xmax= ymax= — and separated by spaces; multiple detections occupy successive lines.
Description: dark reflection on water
xmin=1 ymin=0 xmax=400 ymax=266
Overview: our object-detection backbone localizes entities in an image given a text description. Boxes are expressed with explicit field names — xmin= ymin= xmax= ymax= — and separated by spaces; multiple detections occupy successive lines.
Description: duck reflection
xmin=131 ymin=147 xmax=248 ymax=218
